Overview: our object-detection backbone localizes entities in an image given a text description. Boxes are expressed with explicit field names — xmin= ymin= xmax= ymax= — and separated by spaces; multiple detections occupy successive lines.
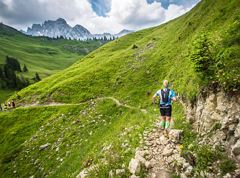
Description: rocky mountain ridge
xmin=25 ymin=18 xmax=133 ymax=40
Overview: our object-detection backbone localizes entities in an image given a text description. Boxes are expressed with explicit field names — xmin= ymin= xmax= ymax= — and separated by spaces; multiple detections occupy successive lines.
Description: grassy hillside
xmin=0 ymin=23 xmax=104 ymax=102
xmin=0 ymin=24 xmax=103 ymax=79
xmin=8 ymin=0 xmax=240 ymax=106
xmin=0 ymin=0 xmax=239 ymax=177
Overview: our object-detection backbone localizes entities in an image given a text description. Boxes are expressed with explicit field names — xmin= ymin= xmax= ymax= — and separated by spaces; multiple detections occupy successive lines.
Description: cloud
xmin=88 ymin=0 xmax=111 ymax=17
xmin=0 ymin=0 xmax=198 ymax=34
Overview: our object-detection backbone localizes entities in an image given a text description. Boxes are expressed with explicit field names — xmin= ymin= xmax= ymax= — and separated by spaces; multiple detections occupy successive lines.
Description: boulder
xmin=232 ymin=140 xmax=240 ymax=156
xmin=185 ymin=165 xmax=193 ymax=176
xmin=234 ymin=122 xmax=240 ymax=138
xmin=76 ymin=169 xmax=88 ymax=178
xmin=144 ymin=161 xmax=153 ymax=169
xmin=115 ymin=169 xmax=125 ymax=175
xmin=162 ymin=145 xmax=173 ymax=156
xmin=159 ymin=135 xmax=168 ymax=145
xmin=169 ymin=129 xmax=183 ymax=143
xmin=128 ymin=158 xmax=141 ymax=175
xmin=39 ymin=143 xmax=50 ymax=150
xmin=129 ymin=175 xmax=140 ymax=178
xmin=109 ymin=170 xmax=114 ymax=177
xmin=135 ymin=152 xmax=146 ymax=165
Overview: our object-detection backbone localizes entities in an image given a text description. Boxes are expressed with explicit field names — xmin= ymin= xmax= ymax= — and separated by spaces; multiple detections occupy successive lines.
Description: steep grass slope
xmin=1 ymin=0 xmax=239 ymax=177
xmin=9 ymin=0 xmax=240 ymax=106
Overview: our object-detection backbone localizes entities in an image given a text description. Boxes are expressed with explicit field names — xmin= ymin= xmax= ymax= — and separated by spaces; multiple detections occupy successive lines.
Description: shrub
xmin=189 ymin=32 xmax=215 ymax=80
xmin=132 ymin=44 xmax=138 ymax=49
xmin=195 ymin=145 xmax=217 ymax=171
xmin=219 ymin=159 xmax=237 ymax=176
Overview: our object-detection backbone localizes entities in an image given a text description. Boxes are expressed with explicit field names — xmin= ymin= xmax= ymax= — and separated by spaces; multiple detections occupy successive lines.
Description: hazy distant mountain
xmin=25 ymin=18 xmax=133 ymax=40
xmin=114 ymin=29 xmax=134 ymax=37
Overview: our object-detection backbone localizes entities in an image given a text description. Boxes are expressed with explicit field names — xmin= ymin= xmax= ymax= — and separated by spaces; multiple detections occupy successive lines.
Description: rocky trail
xmin=127 ymin=120 xmax=191 ymax=178
xmin=76 ymin=118 xmax=189 ymax=178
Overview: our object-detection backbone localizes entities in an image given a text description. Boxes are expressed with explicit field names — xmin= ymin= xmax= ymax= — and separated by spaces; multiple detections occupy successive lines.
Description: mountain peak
xmin=25 ymin=18 xmax=132 ymax=40
xmin=56 ymin=18 xmax=67 ymax=24
xmin=115 ymin=29 xmax=134 ymax=37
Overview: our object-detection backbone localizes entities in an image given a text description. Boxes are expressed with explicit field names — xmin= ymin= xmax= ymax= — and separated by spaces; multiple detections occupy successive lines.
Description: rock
xmin=232 ymin=140 xmax=240 ymax=156
xmin=223 ymin=173 xmax=232 ymax=178
xmin=145 ymin=161 xmax=153 ymax=169
xmin=135 ymin=152 xmax=146 ymax=165
xmin=76 ymin=169 xmax=88 ymax=178
xmin=185 ymin=165 xmax=193 ymax=176
xmin=151 ymin=170 xmax=172 ymax=178
xmin=109 ymin=170 xmax=114 ymax=177
xmin=183 ymin=162 xmax=190 ymax=169
xmin=162 ymin=145 xmax=173 ymax=156
xmin=39 ymin=143 xmax=50 ymax=150
xmin=129 ymin=175 xmax=140 ymax=178
xmin=116 ymin=169 xmax=125 ymax=175
xmin=234 ymin=122 xmax=240 ymax=138
xmin=159 ymin=135 xmax=168 ymax=145
xmin=180 ymin=173 xmax=188 ymax=178
xmin=128 ymin=158 xmax=141 ymax=175
xmin=169 ymin=129 xmax=183 ymax=143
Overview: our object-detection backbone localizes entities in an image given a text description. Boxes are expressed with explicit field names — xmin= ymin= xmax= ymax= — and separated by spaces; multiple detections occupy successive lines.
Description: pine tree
xmin=23 ymin=64 xmax=28 ymax=72
xmin=3 ymin=64 xmax=16 ymax=80
xmin=0 ymin=67 xmax=4 ymax=79
xmin=5 ymin=56 xmax=21 ymax=72
xmin=104 ymin=36 xmax=107 ymax=41
xmin=34 ymin=72 xmax=41 ymax=82
xmin=189 ymin=33 xmax=214 ymax=79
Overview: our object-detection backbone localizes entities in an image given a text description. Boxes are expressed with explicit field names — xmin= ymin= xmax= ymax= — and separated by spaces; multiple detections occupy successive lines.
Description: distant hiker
xmin=4 ymin=102 xmax=7 ymax=110
xmin=8 ymin=101 xmax=11 ymax=108
xmin=152 ymin=80 xmax=177 ymax=131
xmin=11 ymin=100 xmax=16 ymax=108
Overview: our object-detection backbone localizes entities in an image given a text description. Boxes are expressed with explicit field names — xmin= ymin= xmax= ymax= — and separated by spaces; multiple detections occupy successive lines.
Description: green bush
xmin=189 ymin=32 xmax=215 ymax=80
xmin=219 ymin=159 xmax=237 ymax=176
xmin=195 ymin=145 xmax=217 ymax=171
xmin=190 ymin=20 xmax=240 ymax=93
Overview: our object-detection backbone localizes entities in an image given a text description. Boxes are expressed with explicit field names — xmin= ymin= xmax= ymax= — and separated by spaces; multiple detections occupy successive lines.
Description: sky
xmin=0 ymin=0 xmax=200 ymax=34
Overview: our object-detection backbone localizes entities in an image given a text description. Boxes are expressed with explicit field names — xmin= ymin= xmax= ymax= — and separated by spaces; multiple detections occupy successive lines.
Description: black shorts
xmin=159 ymin=105 xmax=172 ymax=117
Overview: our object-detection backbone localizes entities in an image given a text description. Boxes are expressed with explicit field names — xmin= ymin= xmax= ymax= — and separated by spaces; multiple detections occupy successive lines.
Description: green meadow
xmin=0 ymin=0 xmax=239 ymax=177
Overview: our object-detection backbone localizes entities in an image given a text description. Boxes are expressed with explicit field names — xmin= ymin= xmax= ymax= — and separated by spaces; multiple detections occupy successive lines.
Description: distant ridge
xmin=25 ymin=18 xmax=134 ymax=40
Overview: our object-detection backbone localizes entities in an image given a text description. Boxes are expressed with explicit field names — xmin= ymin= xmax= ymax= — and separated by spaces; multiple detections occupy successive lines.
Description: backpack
xmin=161 ymin=88 xmax=170 ymax=103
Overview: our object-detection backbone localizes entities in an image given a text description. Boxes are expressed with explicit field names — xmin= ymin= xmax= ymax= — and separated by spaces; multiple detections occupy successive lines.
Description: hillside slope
xmin=0 ymin=23 xmax=103 ymax=79
xmin=9 ymin=0 xmax=240 ymax=106
xmin=1 ymin=0 xmax=240 ymax=177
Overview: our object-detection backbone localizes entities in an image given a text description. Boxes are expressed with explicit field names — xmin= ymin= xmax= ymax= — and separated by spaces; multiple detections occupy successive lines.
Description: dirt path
xmin=18 ymin=96 xmax=148 ymax=113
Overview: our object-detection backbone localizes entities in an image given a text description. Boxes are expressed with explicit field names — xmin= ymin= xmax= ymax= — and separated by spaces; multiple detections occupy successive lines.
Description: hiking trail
xmin=16 ymin=96 xmax=148 ymax=113
xmin=127 ymin=120 xmax=191 ymax=178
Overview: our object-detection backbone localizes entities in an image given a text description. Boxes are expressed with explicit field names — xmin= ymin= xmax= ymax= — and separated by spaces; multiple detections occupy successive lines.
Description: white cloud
xmin=164 ymin=4 xmax=191 ymax=22
xmin=67 ymin=0 xmax=192 ymax=34
xmin=0 ymin=0 xmax=197 ymax=34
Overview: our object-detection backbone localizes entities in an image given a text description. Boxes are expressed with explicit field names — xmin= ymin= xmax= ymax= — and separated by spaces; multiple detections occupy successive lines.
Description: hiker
xmin=11 ymin=100 xmax=16 ymax=108
xmin=152 ymin=80 xmax=177 ymax=130
xmin=4 ymin=102 xmax=7 ymax=110
xmin=8 ymin=101 xmax=11 ymax=108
